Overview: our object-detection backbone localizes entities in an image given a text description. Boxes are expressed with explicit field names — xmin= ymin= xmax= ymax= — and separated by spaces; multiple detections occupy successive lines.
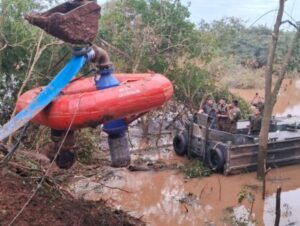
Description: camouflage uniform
xmin=217 ymin=104 xmax=228 ymax=131
xmin=227 ymin=107 xmax=241 ymax=134
xmin=202 ymin=103 xmax=218 ymax=128
xmin=202 ymin=103 xmax=217 ymax=117
xmin=249 ymin=114 xmax=262 ymax=135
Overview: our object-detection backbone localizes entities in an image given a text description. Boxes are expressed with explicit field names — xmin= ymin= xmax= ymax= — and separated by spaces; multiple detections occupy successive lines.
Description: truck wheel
xmin=173 ymin=131 xmax=188 ymax=156
xmin=209 ymin=148 xmax=225 ymax=171
xmin=55 ymin=149 xmax=76 ymax=169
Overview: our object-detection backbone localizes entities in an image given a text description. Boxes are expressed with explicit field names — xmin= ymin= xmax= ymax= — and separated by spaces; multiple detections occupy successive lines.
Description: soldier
xmin=198 ymin=96 xmax=217 ymax=117
xmin=216 ymin=98 xmax=228 ymax=131
xmin=227 ymin=100 xmax=241 ymax=134
xmin=248 ymin=107 xmax=262 ymax=135
xmin=198 ymin=96 xmax=218 ymax=128
xmin=251 ymin=93 xmax=264 ymax=113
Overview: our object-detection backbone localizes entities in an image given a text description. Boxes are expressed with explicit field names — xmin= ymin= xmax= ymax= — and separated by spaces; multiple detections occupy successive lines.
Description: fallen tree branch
xmin=131 ymin=144 xmax=172 ymax=152
xmin=275 ymin=186 xmax=282 ymax=226
xmin=101 ymin=183 xmax=133 ymax=194
xmin=199 ymin=183 xmax=208 ymax=199
xmin=127 ymin=165 xmax=151 ymax=172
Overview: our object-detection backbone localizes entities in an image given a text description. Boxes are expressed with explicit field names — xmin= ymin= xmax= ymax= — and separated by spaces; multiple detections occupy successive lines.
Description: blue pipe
xmin=95 ymin=68 xmax=127 ymax=137
xmin=0 ymin=53 xmax=89 ymax=142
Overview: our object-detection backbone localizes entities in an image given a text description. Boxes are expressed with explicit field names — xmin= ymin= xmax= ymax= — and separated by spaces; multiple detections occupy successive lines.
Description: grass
xmin=181 ymin=160 xmax=211 ymax=178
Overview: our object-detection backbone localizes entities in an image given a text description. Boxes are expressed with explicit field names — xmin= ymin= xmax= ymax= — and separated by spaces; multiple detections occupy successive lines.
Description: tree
xmin=0 ymin=0 xmax=68 ymax=124
xmin=257 ymin=0 xmax=300 ymax=178
xmin=99 ymin=0 xmax=217 ymax=73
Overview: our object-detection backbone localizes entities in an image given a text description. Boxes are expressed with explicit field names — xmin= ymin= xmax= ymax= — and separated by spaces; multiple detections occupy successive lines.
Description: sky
xmin=97 ymin=0 xmax=300 ymax=29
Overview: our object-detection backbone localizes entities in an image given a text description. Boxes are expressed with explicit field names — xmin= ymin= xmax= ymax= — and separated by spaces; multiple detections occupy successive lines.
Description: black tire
xmin=173 ymin=130 xmax=188 ymax=156
xmin=208 ymin=148 xmax=225 ymax=171
xmin=55 ymin=149 xmax=76 ymax=169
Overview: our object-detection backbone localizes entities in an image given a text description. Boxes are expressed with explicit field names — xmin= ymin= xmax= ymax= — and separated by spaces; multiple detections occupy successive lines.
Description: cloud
xmin=182 ymin=0 xmax=300 ymax=28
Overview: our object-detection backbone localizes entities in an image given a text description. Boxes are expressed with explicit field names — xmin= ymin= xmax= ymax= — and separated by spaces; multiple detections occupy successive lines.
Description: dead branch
xmin=217 ymin=175 xmax=222 ymax=201
xmin=131 ymin=144 xmax=172 ymax=152
xmin=101 ymin=183 xmax=133 ymax=193
xmin=127 ymin=165 xmax=151 ymax=172
xmin=182 ymin=203 xmax=189 ymax=213
xmin=275 ymin=186 xmax=282 ymax=226
xmin=281 ymin=20 xmax=298 ymax=29
xmin=155 ymin=104 xmax=168 ymax=147
xmin=0 ymin=42 xmax=7 ymax=51
xmin=98 ymin=37 xmax=133 ymax=63
xmin=165 ymin=108 xmax=189 ymax=130
xmin=199 ymin=183 xmax=208 ymax=199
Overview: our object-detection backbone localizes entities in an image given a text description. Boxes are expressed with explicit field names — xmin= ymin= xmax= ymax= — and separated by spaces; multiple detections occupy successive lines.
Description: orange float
xmin=16 ymin=73 xmax=173 ymax=130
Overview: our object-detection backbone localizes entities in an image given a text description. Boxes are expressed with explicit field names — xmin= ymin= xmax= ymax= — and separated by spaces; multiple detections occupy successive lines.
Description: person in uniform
xmin=216 ymin=98 xmax=228 ymax=131
xmin=227 ymin=100 xmax=241 ymax=133
xmin=248 ymin=107 xmax=262 ymax=135
xmin=198 ymin=96 xmax=218 ymax=128
xmin=198 ymin=96 xmax=217 ymax=118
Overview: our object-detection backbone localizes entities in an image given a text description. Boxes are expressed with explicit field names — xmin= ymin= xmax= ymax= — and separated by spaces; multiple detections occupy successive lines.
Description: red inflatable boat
xmin=16 ymin=73 xmax=173 ymax=130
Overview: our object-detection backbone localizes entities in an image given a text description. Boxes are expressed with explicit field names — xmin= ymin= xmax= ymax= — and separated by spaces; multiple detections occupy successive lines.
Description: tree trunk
xmin=257 ymin=0 xmax=285 ymax=179
xmin=257 ymin=0 xmax=300 ymax=179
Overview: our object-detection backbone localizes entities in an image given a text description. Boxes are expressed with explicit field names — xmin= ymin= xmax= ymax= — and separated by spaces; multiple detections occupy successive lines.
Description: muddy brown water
xmin=69 ymin=79 xmax=300 ymax=226
xmin=231 ymin=79 xmax=300 ymax=116
xmin=70 ymin=154 xmax=300 ymax=226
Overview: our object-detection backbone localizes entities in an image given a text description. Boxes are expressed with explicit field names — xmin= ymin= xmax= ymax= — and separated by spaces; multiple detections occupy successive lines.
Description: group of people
xmin=198 ymin=93 xmax=264 ymax=135
xmin=198 ymin=96 xmax=241 ymax=133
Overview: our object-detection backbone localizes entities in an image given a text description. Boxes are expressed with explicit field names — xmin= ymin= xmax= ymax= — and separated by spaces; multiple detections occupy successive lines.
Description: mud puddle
xmin=68 ymin=155 xmax=300 ymax=226
xmin=231 ymin=78 xmax=300 ymax=116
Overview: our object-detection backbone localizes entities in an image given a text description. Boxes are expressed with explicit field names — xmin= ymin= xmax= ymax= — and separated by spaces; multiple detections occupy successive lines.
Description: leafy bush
xmin=182 ymin=160 xmax=211 ymax=178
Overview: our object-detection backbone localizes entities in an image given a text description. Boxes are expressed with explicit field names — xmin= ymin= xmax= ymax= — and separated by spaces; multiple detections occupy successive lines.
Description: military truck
xmin=173 ymin=113 xmax=300 ymax=175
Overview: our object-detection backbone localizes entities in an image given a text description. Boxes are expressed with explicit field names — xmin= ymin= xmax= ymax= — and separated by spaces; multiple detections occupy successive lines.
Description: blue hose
xmin=0 ymin=55 xmax=87 ymax=142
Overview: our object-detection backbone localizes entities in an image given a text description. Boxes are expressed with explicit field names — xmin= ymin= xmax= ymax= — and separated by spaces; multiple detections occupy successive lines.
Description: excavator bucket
xmin=25 ymin=1 xmax=101 ymax=44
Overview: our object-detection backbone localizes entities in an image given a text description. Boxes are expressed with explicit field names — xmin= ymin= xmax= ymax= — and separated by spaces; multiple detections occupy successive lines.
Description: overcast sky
xmin=97 ymin=0 xmax=300 ymax=29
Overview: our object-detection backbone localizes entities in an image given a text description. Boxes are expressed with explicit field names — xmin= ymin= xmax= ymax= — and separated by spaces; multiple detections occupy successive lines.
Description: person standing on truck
xmin=248 ymin=107 xmax=262 ymax=135
xmin=227 ymin=100 xmax=241 ymax=133
xmin=198 ymin=96 xmax=217 ymax=118
xmin=198 ymin=96 xmax=218 ymax=128
xmin=251 ymin=93 xmax=264 ymax=113
xmin=216 ymin=97 xmax=228 ymax=131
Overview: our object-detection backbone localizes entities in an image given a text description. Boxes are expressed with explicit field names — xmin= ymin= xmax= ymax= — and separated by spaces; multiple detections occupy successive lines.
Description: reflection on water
xmin=230 ymin=79 xmax=300 ymax=116
xmin=233 ymin=205 xmax=255 ymax=226
xmin=69 ymin=157 xmax=300 ymax=226
xmin=264 ymin=188 xmax=300 ymax=226
xmin=71 ymin=168 xmax=215 ymax=226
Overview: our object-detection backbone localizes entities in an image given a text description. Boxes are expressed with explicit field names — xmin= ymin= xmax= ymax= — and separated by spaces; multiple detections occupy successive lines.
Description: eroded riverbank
xmin=68 ymin=151 xmax=300 ymax=225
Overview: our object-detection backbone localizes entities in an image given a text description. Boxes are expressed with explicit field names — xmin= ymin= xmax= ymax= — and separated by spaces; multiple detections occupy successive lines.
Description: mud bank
xmin=0 ymin=170 xmax=144 ymax=226
xmin=68 ymin=153 xmax=300 ymax=226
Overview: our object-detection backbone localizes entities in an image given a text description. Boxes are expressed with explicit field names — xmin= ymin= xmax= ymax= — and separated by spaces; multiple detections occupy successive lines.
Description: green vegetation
xmin=182 ymin=160 xmax=211 ymax=178
xmin=1 ymin=0 xmax=299 ymax=124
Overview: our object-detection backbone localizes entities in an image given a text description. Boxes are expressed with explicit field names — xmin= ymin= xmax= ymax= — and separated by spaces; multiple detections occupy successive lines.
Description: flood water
xmin=264 ymin=188 xmax=300 ymax=226
xmin=231 ymin=79 xmax=300 ymax=116
xmin=69 ymin=78 xmax=300 ymax=226
xmin=69 ymin=158 xmax=300 ymax=225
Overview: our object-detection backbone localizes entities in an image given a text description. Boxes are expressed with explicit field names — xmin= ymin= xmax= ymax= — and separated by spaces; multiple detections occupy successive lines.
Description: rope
xmin=8 ymin=95 xmax=82 ymax=226
xmin=0 ymin=123 xmax=30 ymax=167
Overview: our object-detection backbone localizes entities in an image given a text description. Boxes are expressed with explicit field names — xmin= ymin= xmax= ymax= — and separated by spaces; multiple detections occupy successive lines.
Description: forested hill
xmin=0 ymin=0 xmax=298 ymax=123
xmin=198 ymin=18 xmax=299 ymax=70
